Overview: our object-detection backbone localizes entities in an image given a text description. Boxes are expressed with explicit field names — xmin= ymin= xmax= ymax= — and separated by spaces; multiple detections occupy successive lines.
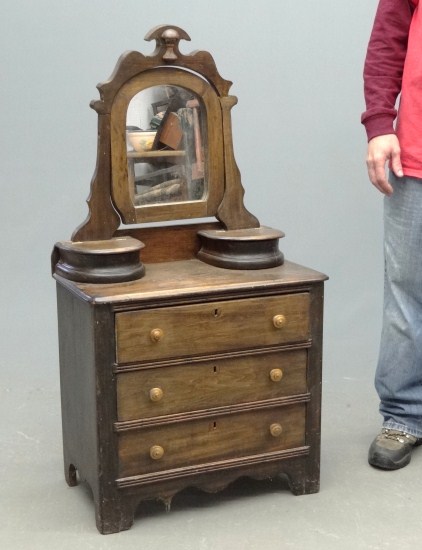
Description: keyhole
xmin=214 ymin=308 xmax=221 ymax=318
xmin=213 ymin=365 xmax=218 ymax=373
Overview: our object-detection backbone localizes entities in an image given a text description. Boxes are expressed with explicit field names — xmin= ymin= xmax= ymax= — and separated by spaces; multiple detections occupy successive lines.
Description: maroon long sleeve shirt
xmin=362 ymin=0 xmax=422 ymax=177
xmin=361 ymin=0 xmax=415 ymax=141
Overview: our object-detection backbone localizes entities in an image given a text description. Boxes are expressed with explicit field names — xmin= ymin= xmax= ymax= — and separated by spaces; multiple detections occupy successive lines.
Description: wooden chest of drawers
xmin=55 ymin=259 xmax=326 ymax=534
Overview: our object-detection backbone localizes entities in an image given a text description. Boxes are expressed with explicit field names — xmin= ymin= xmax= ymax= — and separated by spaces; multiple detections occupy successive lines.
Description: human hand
xmin=366 ymin=134 xmax=403 ymax=195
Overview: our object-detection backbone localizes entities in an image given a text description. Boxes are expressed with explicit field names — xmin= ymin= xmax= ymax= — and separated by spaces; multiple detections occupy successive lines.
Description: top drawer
xmin=115 ymin=293 xmax=310 ymax=364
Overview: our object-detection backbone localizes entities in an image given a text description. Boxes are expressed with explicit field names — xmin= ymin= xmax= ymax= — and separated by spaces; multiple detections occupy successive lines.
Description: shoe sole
xmin=368 ymin=451 xmax=411 ymax=470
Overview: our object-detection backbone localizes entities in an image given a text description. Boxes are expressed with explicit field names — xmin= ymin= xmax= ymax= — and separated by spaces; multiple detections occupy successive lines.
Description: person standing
xmin=362 ymin=0 xmax=422 ymax=469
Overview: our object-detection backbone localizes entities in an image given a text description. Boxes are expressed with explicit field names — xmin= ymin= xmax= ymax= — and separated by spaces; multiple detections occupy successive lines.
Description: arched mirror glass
xmin=126 ymin=85 xmax=207 ymax=207
xmin=110 ymin=68 xmax=224 ymax=224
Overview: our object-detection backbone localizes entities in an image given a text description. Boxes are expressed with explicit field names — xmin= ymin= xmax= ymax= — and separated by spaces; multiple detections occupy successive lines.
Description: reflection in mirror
xmin=126 ymin=86 xmax=207 ymax=207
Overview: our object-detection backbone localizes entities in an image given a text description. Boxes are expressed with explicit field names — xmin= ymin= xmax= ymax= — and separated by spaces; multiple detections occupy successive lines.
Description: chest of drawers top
xmin=55 ymin=259 xmax=327 ymax=307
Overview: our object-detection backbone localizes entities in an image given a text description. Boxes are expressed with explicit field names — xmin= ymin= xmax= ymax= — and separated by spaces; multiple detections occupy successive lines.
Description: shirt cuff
xmin=362 ymin=114 xmax=396 ymax=142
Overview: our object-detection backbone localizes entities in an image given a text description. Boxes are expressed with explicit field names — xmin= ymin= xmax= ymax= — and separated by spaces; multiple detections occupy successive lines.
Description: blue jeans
xmin=376 ymin=173 xmax=422 ymax=438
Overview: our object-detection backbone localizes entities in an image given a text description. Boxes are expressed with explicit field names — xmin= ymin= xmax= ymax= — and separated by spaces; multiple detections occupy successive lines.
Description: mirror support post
xmin=72 ymin=110 xmax=121 ymax=242
xmin=217 ymin=96 xmax=260 ymax=230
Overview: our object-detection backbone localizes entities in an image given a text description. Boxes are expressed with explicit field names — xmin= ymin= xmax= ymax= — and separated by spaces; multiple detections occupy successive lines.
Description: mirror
xmin=126 ymin=85 xmax=207 ymax=207
xmin=110 ymin=67 xmax=224 ymax=225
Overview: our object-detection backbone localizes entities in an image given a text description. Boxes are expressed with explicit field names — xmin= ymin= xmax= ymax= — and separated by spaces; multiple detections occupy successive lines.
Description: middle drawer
xmin=116 ymin=349 xmax=307 ymax=421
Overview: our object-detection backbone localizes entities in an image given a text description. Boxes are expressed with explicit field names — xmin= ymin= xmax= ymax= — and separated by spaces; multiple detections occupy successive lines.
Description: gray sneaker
xmin=368 ymin=428 xmax=421 ymax=470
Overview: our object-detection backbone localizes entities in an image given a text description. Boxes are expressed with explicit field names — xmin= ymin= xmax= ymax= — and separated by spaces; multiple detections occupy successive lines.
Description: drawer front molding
xmin=114 ymin=393 xmax=311 ymax=431
xmin=116 ymin=446 xmax=310 ymax=489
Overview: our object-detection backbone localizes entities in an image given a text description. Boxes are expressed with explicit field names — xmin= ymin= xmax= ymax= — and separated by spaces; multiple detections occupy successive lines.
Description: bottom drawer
xmin=118 ymin=404 xmax=306 ymax=478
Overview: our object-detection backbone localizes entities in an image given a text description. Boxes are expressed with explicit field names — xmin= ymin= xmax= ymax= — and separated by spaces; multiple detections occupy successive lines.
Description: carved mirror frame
xmin=72 ymin=25 xmax=259 ymax=241
xmin=110 ymin=69 xmax=224 ymax=224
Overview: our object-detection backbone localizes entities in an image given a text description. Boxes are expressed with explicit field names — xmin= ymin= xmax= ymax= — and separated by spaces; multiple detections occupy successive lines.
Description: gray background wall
xmin=0 ymin=0 xmax=382 ymax=384
xmin=0 ymin=0 xmax=385 ymax=546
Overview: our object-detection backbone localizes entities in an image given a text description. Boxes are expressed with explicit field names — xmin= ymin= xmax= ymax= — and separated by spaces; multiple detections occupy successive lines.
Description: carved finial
xmin=144 ymin=25 xmax=191 ymax=62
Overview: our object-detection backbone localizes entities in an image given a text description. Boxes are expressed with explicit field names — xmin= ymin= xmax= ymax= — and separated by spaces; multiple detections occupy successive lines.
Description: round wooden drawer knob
xmin=269 ymin=368 xmax=283 ymax=382
xmin=270 ymin=423 xmax=283 ymax=437
xmin=149 ymin=387 xmax=164 ymax=402
xmin=150 ymin=445 xmax=165 ymax=460
xmin=150 ymin=328 xmax=164 ymax=343
xmin=273 ymin=314 xmax=286 ymax=329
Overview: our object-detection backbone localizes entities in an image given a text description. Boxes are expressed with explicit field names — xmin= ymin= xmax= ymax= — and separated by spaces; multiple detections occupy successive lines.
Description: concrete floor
xmin=2 ymin=371 xmax=422 ymax=550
